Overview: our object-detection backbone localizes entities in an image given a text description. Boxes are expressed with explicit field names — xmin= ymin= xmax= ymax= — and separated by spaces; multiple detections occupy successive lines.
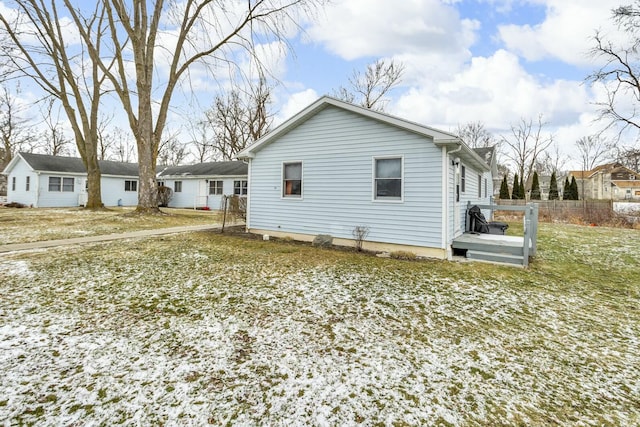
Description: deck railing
xmin=466 ymin=202 xmax=539 ymax=266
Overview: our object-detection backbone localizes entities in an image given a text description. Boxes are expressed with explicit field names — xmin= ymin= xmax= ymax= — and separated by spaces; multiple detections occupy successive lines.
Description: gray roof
xmin=157 ymin=161 xmax=247 ymax=177
xmin=20 ymin=152 xmax=139 ymax=176
xmin=473 ymin=146 xmax=496 ymax=166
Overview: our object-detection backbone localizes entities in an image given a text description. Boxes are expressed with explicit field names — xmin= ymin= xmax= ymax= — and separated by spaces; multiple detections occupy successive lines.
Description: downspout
xmin=35 ymin=171 xmax=41 ymax=208
xmin=443 ymin=143 xmax=462 ymax=259
xmin=244 ymin=159 xmax=252 ymax=232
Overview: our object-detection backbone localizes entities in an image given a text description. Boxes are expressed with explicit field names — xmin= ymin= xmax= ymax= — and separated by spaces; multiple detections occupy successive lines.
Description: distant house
xmin=569 ymin=163 xmax=640 ymax=200
xmin=473 ymin=146 xmax=499 ymax=196
xmin=1 ymin=152 xmax=248 ymax=208
xmin=2 ymin=152 xmax=139 ymax=207
xmin=157 ymin=161 xmax=248 ymax=209
xmin=238 ymin=96 xmax=494 ymax=259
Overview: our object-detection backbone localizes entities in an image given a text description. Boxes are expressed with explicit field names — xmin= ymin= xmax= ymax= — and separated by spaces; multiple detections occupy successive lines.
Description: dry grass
xmin=0 ymin=207 xmax=221 ymax=244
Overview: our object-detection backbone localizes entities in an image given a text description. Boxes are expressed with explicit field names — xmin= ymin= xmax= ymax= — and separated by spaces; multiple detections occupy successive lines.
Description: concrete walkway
xmin=0 ymin=224 xmax=223 ymax=254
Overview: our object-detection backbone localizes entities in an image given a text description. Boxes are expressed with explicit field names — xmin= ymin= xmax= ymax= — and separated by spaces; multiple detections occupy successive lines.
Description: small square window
xmin=125 ymin=180 xmax=137 ymax=192
xmin=62 ymin=177 xmax=74 ymax=192
xmin=209 ymin=180 xmax=223 ymax=195
xmin=48 ymin=177 xmax=61 ymax=192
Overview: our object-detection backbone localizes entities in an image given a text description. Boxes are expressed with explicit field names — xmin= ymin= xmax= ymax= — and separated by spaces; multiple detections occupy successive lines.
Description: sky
xmin=267 ymin=0 xmax=627 ymax=168
xmin=0 ymin=0 xmax=632 ymax=169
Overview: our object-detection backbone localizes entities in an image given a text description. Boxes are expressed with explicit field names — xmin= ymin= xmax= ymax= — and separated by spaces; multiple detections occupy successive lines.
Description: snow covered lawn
xmin=0 ymin=224 xmax=639 ymax=425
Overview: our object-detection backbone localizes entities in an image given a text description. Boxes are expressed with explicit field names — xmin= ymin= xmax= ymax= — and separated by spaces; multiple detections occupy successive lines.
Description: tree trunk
xmin=135 ymin=133 xmax=160 ymax=213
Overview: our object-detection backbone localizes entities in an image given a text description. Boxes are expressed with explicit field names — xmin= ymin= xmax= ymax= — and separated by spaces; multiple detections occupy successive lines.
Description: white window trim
xmin=372 ymin=155 xmax=404 ymax=203
xmin=233 ymin=179 xmax=248 ymax=197
xmin=281 ymin=160 xmax=304 ymax=200
xmin=124 ymin=180 xmax=138 ymax=192
xmin=209 ymin=180 xmax=223 ymax=195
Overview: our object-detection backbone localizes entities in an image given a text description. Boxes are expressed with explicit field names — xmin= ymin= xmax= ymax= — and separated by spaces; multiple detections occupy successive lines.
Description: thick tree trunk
xmin=135 ymin=136 xmax=160 ymax=213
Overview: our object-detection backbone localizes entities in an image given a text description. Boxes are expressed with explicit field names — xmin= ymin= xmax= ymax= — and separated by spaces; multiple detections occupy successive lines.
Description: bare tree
xmin=158 ymin=132 xmax=189 ymax=167
xmin=576 ymin=135 xmax=612 ymax=171
xmin=501 ymin=115 xmax=554 ymax=191
xmin=334 ymin=58 xmax=405 ymax=111
xmin=186 ymin=117 xmax=215 ymax=164
xmin=0 ymin=83 xmax=34 ymax=168
xmin=104 ymin=127 xmax=137 ymax=163
xmin=70 ymin=0 xmax=322 ymax=213
xmin=0 ymin=1 xmax=112 ymax=209
xmin=205 ymin=78 xmax=274 ymax=161
xmin=40 ymin=100 xmax=72 ymax=157
xmin=588 ymin=2 xmax=640 ymax=141
xmin=535 ymin=140 xmax=568 ymax=176
xmin=614 ymin=146 xmax=640 ymax=170
xmin=456 ymin=121 xmax=495 ymax=148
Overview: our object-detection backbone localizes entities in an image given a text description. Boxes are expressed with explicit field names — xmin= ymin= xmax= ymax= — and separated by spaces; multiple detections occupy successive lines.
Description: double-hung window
xmin=11 ymin=177 xmax=16 ymax=191
xmin=283 ymin=162 xmax=302 ymax=198
xmin=478 ymin=174 xmax=482 ymax=198
xmin=26 ymin=176 xmax=30 ymax=192
xmin=374 ymin=157 xmax=402 ymax=201
xmin=234 ymin=180 xmax=248 ymax=196
xmin=209 ymin=180 xmax=223 ymax=195
xmin=125 ymin=180 xmax=137 ymax=192
xmin=62 ymin=177 xmax=74 ymax=192
xmin=174 ymin=181 xmax=182 ymax=193
xmin=461 ymin=165 xmax=466 ymax=193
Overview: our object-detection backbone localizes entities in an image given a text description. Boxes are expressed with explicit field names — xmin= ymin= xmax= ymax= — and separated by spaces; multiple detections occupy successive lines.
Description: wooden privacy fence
xmin=495 ymin=199 xmax=613 ymax=222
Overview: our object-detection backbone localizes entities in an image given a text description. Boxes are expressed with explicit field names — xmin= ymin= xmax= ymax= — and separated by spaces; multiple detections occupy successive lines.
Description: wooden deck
xmin=453 ymin=202 xmax=539 ymax=267
xmin=452 ymin=232 xmax=529 ymax=266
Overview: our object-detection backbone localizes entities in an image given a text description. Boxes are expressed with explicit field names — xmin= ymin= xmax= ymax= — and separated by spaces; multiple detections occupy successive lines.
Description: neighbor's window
xmin=26 ymin=176 xmax=30 ymax=192
xmin=484 ymin=178 xmax=488 ymax=198
xmin=62 ymin=177 xmax=74 ymax=192
xmin=48 ymin=177 xmax=61 ymax=191
xmin=209 ymin=180 xmax=223 ymax=195
xmin=174 ymin=181 xmax=182 ymax=193
xmin=12 ymin=177 xmax=16 ymax=191
xmin=374 ymin=157 xmax=402 ymax=200
xmin=283 ymin=162 xmax=302 ymax=197
xmin=461 ymin=165 xmax=466 ymax=193
xmin=234 ymin=180 xmax=248 ymax=196
xmin=125 ymin=180 xmax=137 ymax=192
xmin=478 ymin=174 xmax=482 ymax=198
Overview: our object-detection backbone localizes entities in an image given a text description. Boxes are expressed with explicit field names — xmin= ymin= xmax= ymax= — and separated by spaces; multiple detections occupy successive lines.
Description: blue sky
xmin=268 ymin=0 xmax=625 ymax=168
xmin=1 ymin=0 xmax=629 ymax=168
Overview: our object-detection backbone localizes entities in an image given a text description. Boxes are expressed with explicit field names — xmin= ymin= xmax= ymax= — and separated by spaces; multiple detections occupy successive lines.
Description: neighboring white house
xmin=1 ymin=152 xmax=249 ymax=209
xmin=2 ymin=152 xmax=139 ymax=207
xmin=237 ymin=96 xmax=494 ymax=259
xmin=157 ymin=161 xmax=248 ymax=209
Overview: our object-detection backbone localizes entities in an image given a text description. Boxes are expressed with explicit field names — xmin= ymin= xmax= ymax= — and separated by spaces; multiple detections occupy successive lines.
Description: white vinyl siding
xmin=247 ymin=106 xmax=446 ymax=249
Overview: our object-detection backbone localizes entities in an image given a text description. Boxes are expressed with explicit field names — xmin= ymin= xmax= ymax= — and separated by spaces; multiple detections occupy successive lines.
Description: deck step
xmin=466 ymin=250 xmax=524 ymax=266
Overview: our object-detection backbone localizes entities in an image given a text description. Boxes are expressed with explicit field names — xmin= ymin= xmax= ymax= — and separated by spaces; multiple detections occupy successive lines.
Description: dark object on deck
xmin=468 ymin=205 xmax=509 ymax=235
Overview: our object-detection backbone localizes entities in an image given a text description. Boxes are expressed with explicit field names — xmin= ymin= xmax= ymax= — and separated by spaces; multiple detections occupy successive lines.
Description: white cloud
xmin=275 ymin=89 xmax=318 ymax=124
xmin=497 ymin=0 xmax=620 ymax=66
xmin=307 ymin=0 xmax=478 ymax=63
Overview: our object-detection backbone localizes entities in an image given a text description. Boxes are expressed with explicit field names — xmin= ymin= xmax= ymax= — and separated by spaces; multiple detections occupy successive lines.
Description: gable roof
xmin=473 ymin=146 xmax=496 ymax=166
xmin=237 ymin=96 xmax=490 ymax=171
xmin=157 ymin=161 xmax=247 ymax=177
xmin=5 ymin=152 xmax=139 ymax=177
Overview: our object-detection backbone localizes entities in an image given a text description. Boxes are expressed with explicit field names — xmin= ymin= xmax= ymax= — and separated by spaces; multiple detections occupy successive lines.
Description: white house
xmin=2 ymin=152 xmax=139 ymax=207
xmin=237 ymin=97 xmax=494 ymax=259
xmin=157 ymin=161 xmax=248 ymax=209
xmin=2 ymin=152 xmax=249 ymax=209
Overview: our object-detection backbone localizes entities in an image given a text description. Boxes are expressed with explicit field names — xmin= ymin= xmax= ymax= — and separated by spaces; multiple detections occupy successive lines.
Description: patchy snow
xmin=0 ymin=229 xmax=639 ymax=425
